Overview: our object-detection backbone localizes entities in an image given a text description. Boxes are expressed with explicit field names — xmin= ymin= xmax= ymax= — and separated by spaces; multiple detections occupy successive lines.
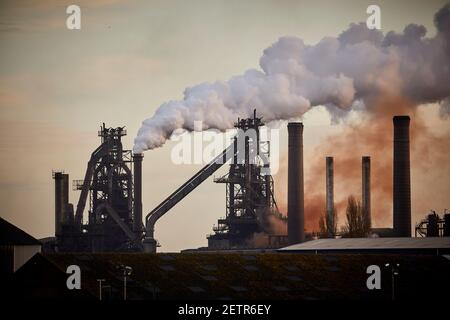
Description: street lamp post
xmin=385 ymin=263 xmax=400 ymax=301
xmin=96 ymin=279 xmax=106 ymax=300
xmin=121 ymin=265 xmax=133 ymax=300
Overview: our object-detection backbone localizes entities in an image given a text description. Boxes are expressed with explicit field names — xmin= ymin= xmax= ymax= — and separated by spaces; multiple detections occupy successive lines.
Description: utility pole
xmin=124 ymin=274 xmax=127 ymax=300
xmin=96 ymin=279 xmax=106 ymax=300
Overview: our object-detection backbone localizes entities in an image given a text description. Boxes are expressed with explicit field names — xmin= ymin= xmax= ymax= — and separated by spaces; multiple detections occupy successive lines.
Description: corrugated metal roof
xmin=279 ymin=237 xmax=450 ymax=251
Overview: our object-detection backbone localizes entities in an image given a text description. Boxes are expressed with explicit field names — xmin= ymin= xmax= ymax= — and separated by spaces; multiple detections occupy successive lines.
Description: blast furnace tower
xmin=54 ymin=124 xmax=143 ymax=252
xmin=207 ymin=111 xmax=285 ymax=249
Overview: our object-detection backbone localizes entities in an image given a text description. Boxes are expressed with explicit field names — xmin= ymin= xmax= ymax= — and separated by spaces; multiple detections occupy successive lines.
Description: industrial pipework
xmin=143 ymin=145 xmax=236 ymax=253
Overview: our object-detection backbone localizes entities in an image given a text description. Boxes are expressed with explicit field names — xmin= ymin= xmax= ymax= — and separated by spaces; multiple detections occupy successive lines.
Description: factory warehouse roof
xmin=10 ymin=252 xmax=450 ymax=300
xmin=279 ymin=238 xmax=450 ymax=254
xmin=0 ymin=217 xmax=41 ymax=246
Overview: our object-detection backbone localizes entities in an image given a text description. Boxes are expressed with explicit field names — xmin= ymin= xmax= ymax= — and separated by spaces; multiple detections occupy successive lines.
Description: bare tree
xmin=319 ymin=206 xmax=338 ymax=238
xmin=343 ymin=195 xmax=370 ymax=237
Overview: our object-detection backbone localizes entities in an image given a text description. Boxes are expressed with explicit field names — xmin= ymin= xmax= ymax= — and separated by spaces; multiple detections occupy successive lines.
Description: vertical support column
xmin=62 ymin=174 xmax=69 ymax=223
xmin=54 ymin=172 xmax=63 ymax=237
xmin=229 ymin=137 xmax=238 ymax=217
xmin=362 ymin=156 xmax=371 ymax=229
xmin=326 ymin=156 xmax=334 ymax=236
xmin=244 ymin=136 xmax=250 ymax=214
xmin=133 ymin=153 xmax=143 ymax=235
xmin=393 ymin=116 xmax=411 ymax=237
xmin=288 ymin=122 xmax=305 ymax=244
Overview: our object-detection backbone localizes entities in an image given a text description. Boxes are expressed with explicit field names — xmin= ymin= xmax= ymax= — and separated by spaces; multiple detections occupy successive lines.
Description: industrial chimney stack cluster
xmin=287 ymin=115 xmax=412 ymax=244
xmin=52 ymin=114 xmax=414 ymax=252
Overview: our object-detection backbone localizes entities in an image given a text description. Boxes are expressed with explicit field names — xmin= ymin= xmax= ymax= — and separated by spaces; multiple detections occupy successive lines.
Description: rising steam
xmin=134 ymin=4 xmax=450 ymax=153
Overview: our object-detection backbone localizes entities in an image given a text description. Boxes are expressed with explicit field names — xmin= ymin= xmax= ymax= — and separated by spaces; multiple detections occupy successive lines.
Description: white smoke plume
xmin=134 ymin=4 xmax=450 ymax=153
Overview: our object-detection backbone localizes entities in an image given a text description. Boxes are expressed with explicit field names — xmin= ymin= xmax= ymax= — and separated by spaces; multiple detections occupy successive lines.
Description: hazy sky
xmin=0 ymin=0 xmax=448 ymax=252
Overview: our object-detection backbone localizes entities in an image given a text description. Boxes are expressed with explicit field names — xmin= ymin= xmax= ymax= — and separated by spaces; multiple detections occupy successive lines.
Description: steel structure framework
xmin=415 ymin=210 xmax=450 ymax=237
xmin=207 ymin=111 xmax=283 ymax=248
xmin=143 ymin=111 xmax=286 ymax=253
xmin=56 ymin=124 xmax=142 ymax=252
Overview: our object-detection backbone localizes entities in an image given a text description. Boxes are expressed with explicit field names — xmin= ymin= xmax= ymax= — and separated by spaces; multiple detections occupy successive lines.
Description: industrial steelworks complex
xmin=42 ymin=112 xmax=449 ymax=254
xmin=3 ymin=111 xmax=450 ymax=301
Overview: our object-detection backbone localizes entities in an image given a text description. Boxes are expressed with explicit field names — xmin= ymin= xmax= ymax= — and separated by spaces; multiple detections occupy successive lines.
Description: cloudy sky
xmin=0 ymin=0 xmax=448 ymax=252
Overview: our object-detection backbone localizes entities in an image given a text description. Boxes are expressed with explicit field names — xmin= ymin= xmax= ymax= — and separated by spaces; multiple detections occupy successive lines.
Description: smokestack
xmin=54 ymin=172 xmax=63 ymax=237
xmin=325 ymin=156 xmax=334 ymax=236
xmin=53 ymin=172 xmax=69 ymax=237
xmin=133 ymin=153 xmax=143 ymax=234
xmin=288 ymin=122 xmax=305 ymax=244
xmin=362 ymin=156 xmax=371 ymax=228
xmin=393 ymin=116 xmax=411 ymax=237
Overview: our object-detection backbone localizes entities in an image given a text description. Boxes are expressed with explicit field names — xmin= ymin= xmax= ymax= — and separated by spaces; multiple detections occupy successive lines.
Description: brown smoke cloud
xmin=274 ymin=95 xmax=450 ymax=233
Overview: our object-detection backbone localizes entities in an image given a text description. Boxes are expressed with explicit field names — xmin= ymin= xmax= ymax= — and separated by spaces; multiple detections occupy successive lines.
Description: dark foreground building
xmin=0 ymin=217 xmax=41 ymax=274
xmin=9 ymin=252 xmax=450 ymax=300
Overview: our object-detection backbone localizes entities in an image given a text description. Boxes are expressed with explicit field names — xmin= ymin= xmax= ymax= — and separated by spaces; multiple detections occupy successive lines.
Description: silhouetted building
xmin=0 ymin=217 xmax=41 ymax=273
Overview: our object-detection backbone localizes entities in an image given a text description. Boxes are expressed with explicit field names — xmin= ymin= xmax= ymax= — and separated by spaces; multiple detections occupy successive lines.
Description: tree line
xmin=318 ymin=195 xmax=371 ymax=238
